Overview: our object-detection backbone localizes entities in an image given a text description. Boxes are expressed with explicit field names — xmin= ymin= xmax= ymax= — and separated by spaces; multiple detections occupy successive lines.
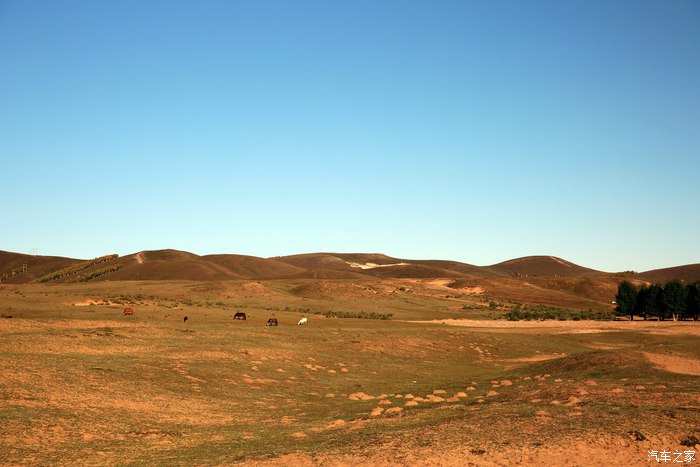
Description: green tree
xmin=661 ymin=280 xmax=687 ymax=321
xmin=633 ymin=284 xmax=649 ymax=320
xmin=615 ymin=280 xmax=638 ymax=320
xmin=686 ymin=282 xmax=700 ymax=321
xmin=646 ymin=283 xmax=663 ymax=320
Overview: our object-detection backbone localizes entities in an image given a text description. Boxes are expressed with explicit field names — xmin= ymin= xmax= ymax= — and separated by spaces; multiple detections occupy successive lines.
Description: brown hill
xmin=272 ymin=253 xmax=366 ymax=273
xmin=92 ymin=250 xmax=370 ymax=282
xmin=274 ymin=253 xmax=494 ymax=279
xmin=636 ymin=264 xmax=700 ymax=284
xmin=488 ymin=256 xmax=601 ymax=277
xmin=0 ymin=250 xmax=82 ymax=284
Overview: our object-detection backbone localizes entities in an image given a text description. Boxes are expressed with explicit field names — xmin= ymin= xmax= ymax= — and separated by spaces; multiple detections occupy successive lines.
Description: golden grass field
xmin=1 ymin=279 xmax=699 ymax=466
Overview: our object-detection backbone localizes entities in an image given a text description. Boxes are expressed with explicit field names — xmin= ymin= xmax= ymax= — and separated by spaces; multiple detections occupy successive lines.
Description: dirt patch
xmin=240 ymin=433 xmax=680 ymax=466
xmin=409 ymin=319 xmax=700 ymax=336
xmin=643 ymin=352 xmax=700 ymax=376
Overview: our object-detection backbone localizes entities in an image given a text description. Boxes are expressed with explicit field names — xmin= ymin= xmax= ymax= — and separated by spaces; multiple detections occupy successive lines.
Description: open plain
xmin=1 ymin=272 xmax=699 ymax=466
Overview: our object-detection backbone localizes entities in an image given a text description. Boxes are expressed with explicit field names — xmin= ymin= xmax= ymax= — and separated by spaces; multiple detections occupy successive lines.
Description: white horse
xmin=297 ymin=317 xmax=308 ymax=326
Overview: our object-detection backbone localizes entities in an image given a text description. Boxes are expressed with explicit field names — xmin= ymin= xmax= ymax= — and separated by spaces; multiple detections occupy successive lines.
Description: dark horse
xmin=233 ymin=312 xmax=247 ymax=320
xmin=266 ymin=317 xmax=278 ymax=326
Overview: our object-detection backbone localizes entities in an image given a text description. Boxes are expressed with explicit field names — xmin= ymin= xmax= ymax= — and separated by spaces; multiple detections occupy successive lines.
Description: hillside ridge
xmin=1 ymin=249 xmax=698 ymax=284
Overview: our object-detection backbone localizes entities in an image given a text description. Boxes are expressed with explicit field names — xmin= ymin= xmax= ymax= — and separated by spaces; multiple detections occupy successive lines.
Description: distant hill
xmin=2 ymin=249 xmax=698 ymax=287
xmin=0 ymin=250 xmax=82 ymax=283
xmin=274 ymin=253 xmax=494 ymax=279
xmin=488 ymin=256 xmax=601 ymax=277
xmin=636 ymin=264 xmax=700 ymax=284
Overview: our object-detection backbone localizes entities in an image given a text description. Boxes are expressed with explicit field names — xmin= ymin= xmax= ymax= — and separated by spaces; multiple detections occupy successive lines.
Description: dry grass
xmin=1 ymin=281 xmax=699 ymax=465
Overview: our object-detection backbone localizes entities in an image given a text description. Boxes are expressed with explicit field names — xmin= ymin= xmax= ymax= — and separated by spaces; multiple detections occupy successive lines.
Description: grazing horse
xmin=123 ymin=308 xmax=134 ymax=316
xmin=266 ymin=317 xmax=278 ymax=326
xmin=233 ymin=312 xmax=247 ymax=320
xmin=297 ymin=317 xmax=308 ymax=326
xmin=183 ymin=316 xmax=188 ymax=323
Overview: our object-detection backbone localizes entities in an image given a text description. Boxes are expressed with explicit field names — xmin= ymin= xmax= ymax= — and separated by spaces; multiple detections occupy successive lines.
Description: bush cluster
xmin=324 ymin=310 xmax=393 ymax=320
xmin=67 ymin=264 xmax=124 ymax=283
xmin=504 ymin=305 xmax=615 ymax=321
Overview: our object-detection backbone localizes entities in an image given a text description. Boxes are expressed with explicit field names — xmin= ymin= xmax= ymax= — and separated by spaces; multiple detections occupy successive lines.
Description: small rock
xmin=378 ymin=399 xmax=392 ymax=405
xmin=370 ymin=407 xmax=384 ymax=416
xmin=433 ymin=389 xmax=447 ymax=395
xmin=292 ymin=432 xmax=307 ymax=438
xmin=486 ymin=390 xmax=498 ymax=397
xmin=563 ymin=396 xmax=582 ymax=406
xmin=454 ymin=392 xmax=468 ymax=398
xmin=325 ymin=393 xmax=335 ymax=398
xmin=611 ymin=388 xmax=624 ymax=394
xmin=500 ymin=380 xmax=513 ymax=386
xmin=466 ymin=386 xmax=476 ymax=391
xmin=585 ymin=380 xmax=597 ymax=386
xmin=404 ymin=400 xmax=419 ymax=407
xmin=635 ymin=385 xmax=646 ymax=390
xmin=385 ymin=407 xmax=404 ymax=415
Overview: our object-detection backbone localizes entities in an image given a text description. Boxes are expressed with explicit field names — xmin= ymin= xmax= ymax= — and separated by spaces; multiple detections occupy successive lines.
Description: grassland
xmin=1 ymin=280 xmax=699 ymax=465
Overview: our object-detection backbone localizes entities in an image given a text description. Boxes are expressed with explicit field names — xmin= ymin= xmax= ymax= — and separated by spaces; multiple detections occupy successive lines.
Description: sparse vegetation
xmin=324 ymin=310 xmax=393 ymax=320
xmin=0 ymin=280 xmax=698 ymax=465
xmin=1 ymin=265 xmax=26 ymax=282
xmin=31 ymin=254 xmax=118 ymax=283
xmin=504 ymin=305 xmax=615 ymax=321
xmin=67 ymin=264 xmax=125 ymax=282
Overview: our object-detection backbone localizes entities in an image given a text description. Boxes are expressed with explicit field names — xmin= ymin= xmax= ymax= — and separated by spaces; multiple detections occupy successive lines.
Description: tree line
xmin=615 ymin=279 xmax=700 ymax=321
xmin=32 ymin=254 xmax=118 ymax=283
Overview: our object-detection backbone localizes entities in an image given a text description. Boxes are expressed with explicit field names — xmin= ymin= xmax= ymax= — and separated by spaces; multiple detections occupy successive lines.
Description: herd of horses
xmin=124 ymin=307 xmax=307 ymax=326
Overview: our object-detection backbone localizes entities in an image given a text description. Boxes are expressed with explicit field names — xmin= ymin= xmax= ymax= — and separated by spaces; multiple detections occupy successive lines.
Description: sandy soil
xmin=242 ymin=433 xmax=694 ymax=466
xmin=643 ymin=352 xmax=700 ymax=376
xmin=409 ymin=319 xmax=700 ymax=335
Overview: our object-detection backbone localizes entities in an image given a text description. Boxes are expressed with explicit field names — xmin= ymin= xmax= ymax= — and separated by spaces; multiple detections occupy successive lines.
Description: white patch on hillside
xmin=549 ymin=256 xmax=572 ymax=268
xmin=346 ymin=261 xmax=410 ymax=270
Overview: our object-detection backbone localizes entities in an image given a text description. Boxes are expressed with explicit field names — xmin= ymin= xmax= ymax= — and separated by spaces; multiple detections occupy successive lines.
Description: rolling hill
xmin=1 ymin=250 xmax=698 ymax=309
xmin=488 ymin=256 xmax=601 ymax=277
xmin=636 ymin=263 xmax=700 ymax=284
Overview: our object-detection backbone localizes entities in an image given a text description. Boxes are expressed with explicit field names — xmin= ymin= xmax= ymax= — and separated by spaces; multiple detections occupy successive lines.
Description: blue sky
xmin=1 ymin=0 xmax=698 ymax=272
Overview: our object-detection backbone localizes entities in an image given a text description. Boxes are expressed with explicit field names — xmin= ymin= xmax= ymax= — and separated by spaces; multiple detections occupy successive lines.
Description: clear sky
xmin=1 ymin=0 xmax=698 ymax=272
